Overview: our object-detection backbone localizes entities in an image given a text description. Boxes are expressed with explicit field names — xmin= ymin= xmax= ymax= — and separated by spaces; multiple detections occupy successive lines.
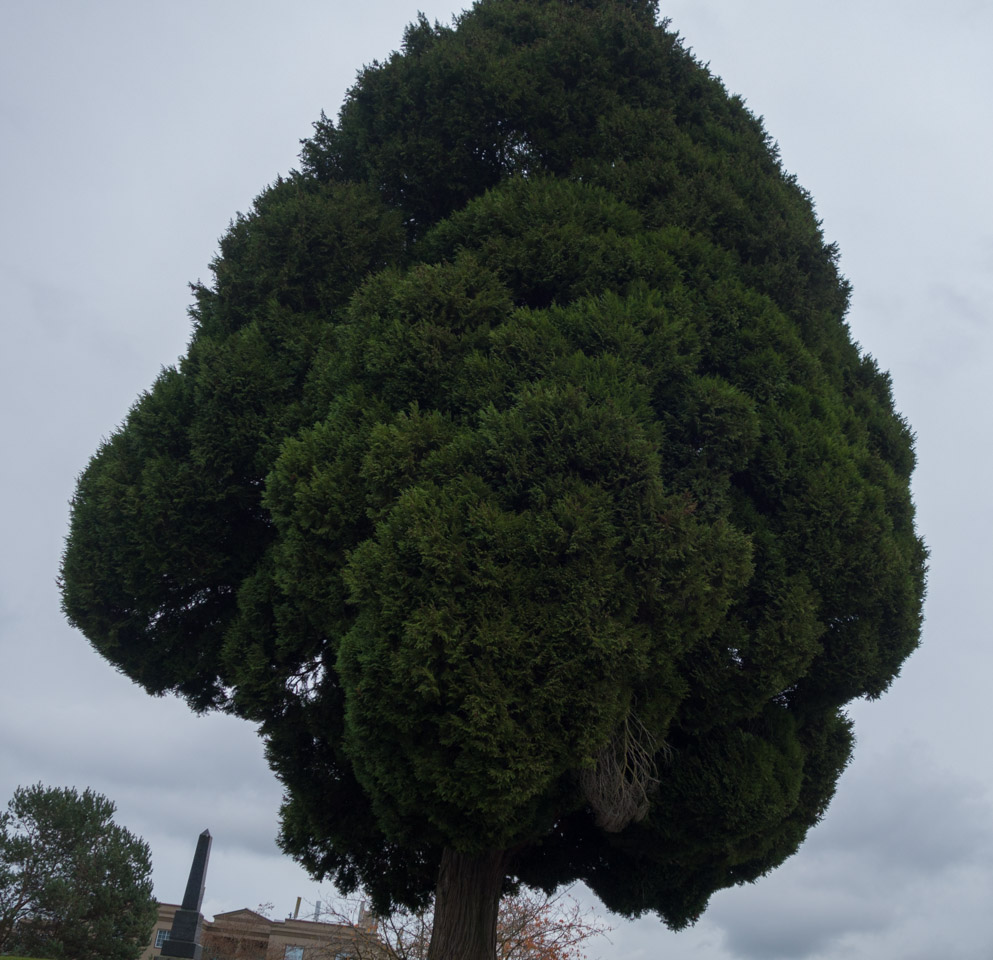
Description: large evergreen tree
xmin=61 ymin=2 xmax=926 ymax=958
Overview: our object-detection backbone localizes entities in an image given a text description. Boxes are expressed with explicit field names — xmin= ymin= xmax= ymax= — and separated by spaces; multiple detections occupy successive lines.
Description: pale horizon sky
xmin=2 ymin=2 xmax=991 ymax=957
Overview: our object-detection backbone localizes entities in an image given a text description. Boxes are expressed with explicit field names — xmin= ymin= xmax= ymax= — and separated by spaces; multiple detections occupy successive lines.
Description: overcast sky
xmin=1 ymin=1 xmax=991 ymax=957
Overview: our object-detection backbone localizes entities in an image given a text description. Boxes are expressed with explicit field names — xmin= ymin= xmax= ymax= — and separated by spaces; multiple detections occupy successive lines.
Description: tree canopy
xmin=61 ymin=0 xmax=925 ymax=955
xmin=0 ymin=784 xmax=156 ymax=960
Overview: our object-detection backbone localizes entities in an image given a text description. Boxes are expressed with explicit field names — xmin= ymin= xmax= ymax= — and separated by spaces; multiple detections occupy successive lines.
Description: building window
xmin=155 ymin=929 xmax=171 ymax=948
xmin=284 ymin=947 xmax=304 ymax=960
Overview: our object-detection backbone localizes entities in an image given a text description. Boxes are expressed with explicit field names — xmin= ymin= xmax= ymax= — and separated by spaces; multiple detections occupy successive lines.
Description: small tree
xmin=324 ymin=889 xmax=607 ymax=960
xmin=0 ymin=784 xmax=156 ymax=960
xmin=495 ymin=890 xmax=607 ymax=960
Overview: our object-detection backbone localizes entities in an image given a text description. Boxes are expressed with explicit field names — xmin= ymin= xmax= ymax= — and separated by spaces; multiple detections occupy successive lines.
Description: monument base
xmin=158 ymin=907 xmax=203 ymax=959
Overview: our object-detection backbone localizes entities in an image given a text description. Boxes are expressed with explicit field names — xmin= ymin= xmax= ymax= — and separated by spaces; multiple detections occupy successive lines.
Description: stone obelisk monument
xmin=160 ymin=829 xmax=212 ymax=959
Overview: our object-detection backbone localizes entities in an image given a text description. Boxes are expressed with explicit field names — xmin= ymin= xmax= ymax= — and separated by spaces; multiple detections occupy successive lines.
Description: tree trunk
xmin=427 ymin=847 xmax=507 ymax=960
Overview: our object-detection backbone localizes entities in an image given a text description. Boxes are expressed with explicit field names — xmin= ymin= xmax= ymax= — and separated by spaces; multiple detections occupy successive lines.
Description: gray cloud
xmin=812 ymin=744 xmax=993 ymax=874
xmin=715 ymin=884 xmax=889 ymax=960
xmin=703 ymin=741 xmax=993 ymax=960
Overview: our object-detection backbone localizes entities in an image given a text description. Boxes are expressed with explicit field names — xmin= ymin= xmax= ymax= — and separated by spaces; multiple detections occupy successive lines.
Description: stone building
xmin=143 ymin=903 xmax=381 ymax=960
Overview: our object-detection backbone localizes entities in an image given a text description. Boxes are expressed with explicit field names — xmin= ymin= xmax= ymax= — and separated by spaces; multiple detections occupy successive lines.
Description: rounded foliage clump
xmin=62 ymin=0 xmax=925 ymax=934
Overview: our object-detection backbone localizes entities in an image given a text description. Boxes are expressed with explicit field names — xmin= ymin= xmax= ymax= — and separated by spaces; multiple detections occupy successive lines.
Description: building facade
xmin=143 ymin=903 xmax=380 ymax=960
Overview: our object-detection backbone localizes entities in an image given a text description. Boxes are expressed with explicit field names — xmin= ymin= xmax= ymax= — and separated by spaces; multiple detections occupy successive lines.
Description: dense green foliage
xmin=62 ymin=0 xmax=925 ymax=931
xmin=0 ymin=785 xmax=156 ymax=960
